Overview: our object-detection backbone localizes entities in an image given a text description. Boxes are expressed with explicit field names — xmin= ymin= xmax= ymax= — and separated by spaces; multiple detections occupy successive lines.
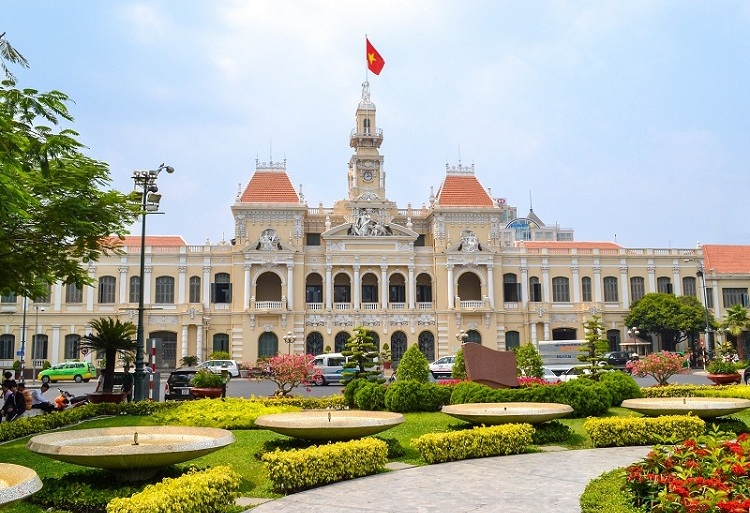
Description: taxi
xmin=37 ymin=360 xmax=98 ymax=384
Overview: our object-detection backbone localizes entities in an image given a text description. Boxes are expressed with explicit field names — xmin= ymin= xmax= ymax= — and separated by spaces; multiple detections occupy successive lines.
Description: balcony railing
xmin=306 ymin=302 xmax=323 ymax=311
xmin=255 ymin=301 xmax=282 ymax=310
xmin=389 ymin=303 xmax=406 ymax=310
xmin=362 ymin=302 xmax=378 ymax=310
xmin=334 ymin=303 xmax=351 ymax=311
xmin=417 ymin=302 xmax=433 ymax=310
xmin=459 ymin=300 xmax=484 ymax=309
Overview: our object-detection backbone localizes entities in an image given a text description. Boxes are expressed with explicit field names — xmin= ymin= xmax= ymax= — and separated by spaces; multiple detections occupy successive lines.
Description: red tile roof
xmin=436 ymin=174 xmax=494 ymax=207
xmin=703 ymin=245 xmax=750 ymax=274
xmin=114 ymin=235 xmax=187 ymax=247
xmin=240 ymin=170 xmax=299 ymax=204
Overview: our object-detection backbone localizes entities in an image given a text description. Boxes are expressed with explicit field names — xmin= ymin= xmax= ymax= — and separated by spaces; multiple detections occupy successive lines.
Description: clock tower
xmin=348 ymin=81 xmax=386 ymax=202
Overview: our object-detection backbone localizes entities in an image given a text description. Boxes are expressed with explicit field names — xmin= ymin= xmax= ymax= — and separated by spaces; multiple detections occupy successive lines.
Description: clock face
xmin=363 ymin=170 xmax=374 ymax=182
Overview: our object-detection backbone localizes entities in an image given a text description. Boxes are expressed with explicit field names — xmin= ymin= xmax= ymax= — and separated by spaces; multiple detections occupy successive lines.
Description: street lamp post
xmin=283 ymin=332 xmax=295 ymax=355
xmin=132 ymin=164 xmax=174 ymax=402
xmin=32 ymin=305 xmax=44 ymax=382
xmin=686 ymin=258 xmax=714 ymax=361
xmin=19 ymin=296 xmax=27 ymax=383
xmin=627 ymin=326 xmax=639 ymax=356
xmin=455 ymin=329 xmax=468 ymax=351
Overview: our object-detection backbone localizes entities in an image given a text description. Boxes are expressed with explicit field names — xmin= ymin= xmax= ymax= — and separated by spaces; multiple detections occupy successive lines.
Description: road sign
xmin=16 ymin=350 xmax=24 ymax=357
xmin=81 ymin=348 xmax=89 ymax=356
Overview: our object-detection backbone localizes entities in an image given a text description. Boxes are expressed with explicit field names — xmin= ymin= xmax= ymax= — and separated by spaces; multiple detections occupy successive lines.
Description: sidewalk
xmin=241 ymin=445 xmax=653 ymax=513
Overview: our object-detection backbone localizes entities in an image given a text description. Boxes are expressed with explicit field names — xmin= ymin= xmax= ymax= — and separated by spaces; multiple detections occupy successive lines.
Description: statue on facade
xmin=258 ymin=229 xmax=280 ymax=251
xmin=460 ymin=230 xmax=481 ymax=252
xmin=348 ymin=209 xmax=392 ymax=236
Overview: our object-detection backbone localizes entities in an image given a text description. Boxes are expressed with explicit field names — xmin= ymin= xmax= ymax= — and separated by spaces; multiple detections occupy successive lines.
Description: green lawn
xmin=4 ymin=398 xmax=750 ymax=513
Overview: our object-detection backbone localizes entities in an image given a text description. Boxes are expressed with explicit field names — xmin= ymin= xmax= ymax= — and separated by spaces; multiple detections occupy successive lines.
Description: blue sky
xmin=5 ymin=1 xmax=750 ymax=248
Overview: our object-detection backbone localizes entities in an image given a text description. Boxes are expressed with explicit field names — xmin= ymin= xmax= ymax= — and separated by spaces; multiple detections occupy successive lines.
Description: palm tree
xmin=80 ymin=318 xmax=137 ymax=394
xmin=722 ymin=305 xmax=750 ymax=361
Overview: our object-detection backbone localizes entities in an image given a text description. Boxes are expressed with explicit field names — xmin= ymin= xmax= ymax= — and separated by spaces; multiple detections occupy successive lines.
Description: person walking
xmin=121 ymin=365 xmax=134 ymax=402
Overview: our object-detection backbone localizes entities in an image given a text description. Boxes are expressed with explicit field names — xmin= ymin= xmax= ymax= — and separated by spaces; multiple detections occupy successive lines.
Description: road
xmin=26 ymin=369 xmax=714 ymax=403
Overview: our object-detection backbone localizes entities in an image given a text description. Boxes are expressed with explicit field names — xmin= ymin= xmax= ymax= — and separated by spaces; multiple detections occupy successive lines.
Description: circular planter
xmin=0 ymin=463 xmax=42 ymax=507
xmin=86 ymin=392 xmax=127 ymax=404
xmin=255 ymin=410 xmax=405 ymax=441
xmin=190 ymin=387 xmax=222 ymax=399
xmin=27 ymin=426 xmax=234 ymax=481
xmin=441 ymin=402 xmax=574 ymax=425
xmin=707 ymin=373 xmax=742 ymax=385
xmin=621 ymin=397 xmax=750 ymax=418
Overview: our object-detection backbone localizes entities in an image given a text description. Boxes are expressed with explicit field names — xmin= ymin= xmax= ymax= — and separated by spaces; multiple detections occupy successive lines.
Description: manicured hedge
xmin=412 ymin=423 xmax=534 ymax=464
xmin=583 ymin=415 xmax=705 ymax=447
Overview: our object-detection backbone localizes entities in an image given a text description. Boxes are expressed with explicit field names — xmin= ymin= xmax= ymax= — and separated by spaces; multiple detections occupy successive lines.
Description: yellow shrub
xmin=412 ymin=423 xmax=534 ymax=464
xmin=106 ymin=466 xmax=240 ymax=513
xmin=584 ymin=415 xmax=705 ymax=447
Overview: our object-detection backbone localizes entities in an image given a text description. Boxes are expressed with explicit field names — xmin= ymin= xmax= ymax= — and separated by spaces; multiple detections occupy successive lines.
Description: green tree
xmin=576 ymin=315 xmax=611 ymax=381
xmin=624 ymin=293 xmax=712 ymax=353
xmin=515 ymin=343 xmax=544 ymax=378
xmin=0 ymin=36 xmax=138 ymax=298
xmin=395 ymin=344 xmax=430 ymax=382
xmin=722 ymin=304 xmax=750 ymax=361
xmin=341 ymin=326 xmax=382 ymax=385
xmin=452 ymin=349 xmax=466 ymax=380
xmin=80 ymin=318 xmax=137 ymax=394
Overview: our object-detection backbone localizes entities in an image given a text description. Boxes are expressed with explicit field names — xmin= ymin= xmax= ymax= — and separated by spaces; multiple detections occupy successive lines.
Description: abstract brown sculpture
xmin=462 ymin=342 xmax=519 ymax=388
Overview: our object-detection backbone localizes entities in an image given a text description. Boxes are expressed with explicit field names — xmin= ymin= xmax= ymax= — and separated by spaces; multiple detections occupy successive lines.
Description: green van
xmin=38 ymin=360 xmax=97 ymax=383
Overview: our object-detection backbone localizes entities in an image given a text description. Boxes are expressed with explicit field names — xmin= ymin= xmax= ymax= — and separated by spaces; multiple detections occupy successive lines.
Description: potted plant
xmin=706 ymin=359 xmax=742 ymax=385
xmin=380 ymin=343 xmax=392 ymax=369
xmin=189 ymin=369 xmax=225 ymax=399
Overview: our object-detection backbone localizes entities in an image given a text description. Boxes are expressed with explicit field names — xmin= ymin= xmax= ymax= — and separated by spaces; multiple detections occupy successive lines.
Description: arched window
xmin=682 ymin=276 xmax=697 ymax=297
xmin=129 ymin=276 xmax=140 ymax=303
xmin=149 ymin=331 xmax=177 ymax=370
xmin=505 ymin=331 xmax=520 ymax=350
xmin=334 ymin=331 xmax=349 ymax=352
xmin=630 ymin=277 xmax=645 ymax=302
xmin=32 ymin=334 xmax=48 ymax=361
xmin=98 ymin=276 xmax=116 ymax=304
xmin=258 ymin=332 xmax=278 ymax=359
xmin=391 ymin=331 xmax=407 ymax=361
xmin=213 ymin=333 xmax=229 ymax=353
xmin=529 ymin=276 xmax=542 ymax=302
xmin=189 ymin=276 xmax=201 ymax=303
xmin=603 ymin=277 xmax=619 ymax=303
xmin=552 ymin=277 xmax=570 ymax=302
xmin=0 ymin=334 xmax=14 ymax=360
xmin=370 ymin=332 xmax=380 ymax=351
xmin=155 ymin=276 xmax=175 ymax=304
xmin=306 ymin=332 xmax=324 ymax=355
xmin=66 ymin=284 xmax=83 ymax=304
xmin=581 ymin=277 xmax=592 ymax=302
xmin=465 ymin=330 xmax=482 ymax=345
xmin=503 ymin=273 xmax=520 ymax=303
xmin=212 ymin=272 xmax=232 ymax=304
xmin=64 ymin=334 xmax=80 ymax=360
xmin=657 ymin=277 xmax=673 ymax=294
xmin=418 ymin=331 xmax=435 ymax=361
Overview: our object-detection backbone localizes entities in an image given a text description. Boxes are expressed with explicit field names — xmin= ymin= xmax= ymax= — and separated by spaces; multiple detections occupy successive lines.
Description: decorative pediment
xmin=241 ymin=228 xmax=296 ymax=253
xmin=323 ymin=222 xmax=418 ymax=239
xmin=445 ymin=230 xmax=494 ymax=254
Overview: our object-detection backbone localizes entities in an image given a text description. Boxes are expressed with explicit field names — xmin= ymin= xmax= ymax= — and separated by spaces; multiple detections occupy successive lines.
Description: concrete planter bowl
xmin=621 ymin=397 xmax=750 ymax=418
xmin=0 ymin=463 xmax=42 ymax=508
xmin=255 ymin=410 xmax=405 ymax=441
xmin=27 ymin=426 xmax=235 ymax=481
xmin=441 ymin=402 xmax=574 ymax=425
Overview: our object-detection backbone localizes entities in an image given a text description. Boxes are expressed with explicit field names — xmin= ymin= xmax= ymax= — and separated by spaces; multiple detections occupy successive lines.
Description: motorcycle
xmin=54 ymin=388 xmax=89 ymax=410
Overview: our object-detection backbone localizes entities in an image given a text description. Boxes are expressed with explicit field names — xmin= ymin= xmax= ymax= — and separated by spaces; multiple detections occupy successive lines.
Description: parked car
xmin=542 ymin=366 xmax=562 ymax=384
xmin=164 ymin=367 xmax=199 ymax=400
xmin=311 ymin=353 xmax=383 ymax=385
xmin=198 ymin=359 xmax=240 ymax=378
xmin=38 ymin=360 xmax=97 ymax=384
xmin=429 ymin=355 xmax=456 ymax=379
xmin=601 ymin=351 xmax=635 ymax=368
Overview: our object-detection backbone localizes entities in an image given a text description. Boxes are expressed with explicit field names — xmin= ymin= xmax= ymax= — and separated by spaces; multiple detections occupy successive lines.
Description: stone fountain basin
xmin=255 ymin=410 xmax=405 ymax=441
xmin=27 ymin=426 xmax=234 ymax=473
xmin=621 ymin=397 xmax=750 ymax=418
xmin=441 ymin=402 xmax=574 ymax=425
xmin=0 ymin=463 xmax=43 ymax=508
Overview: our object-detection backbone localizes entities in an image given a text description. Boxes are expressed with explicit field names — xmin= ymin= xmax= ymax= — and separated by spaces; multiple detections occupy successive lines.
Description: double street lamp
xmin=132 ymin=164 xmax=173 ymax=402
xmin=283 ymin=332 xmax=295 ymax=354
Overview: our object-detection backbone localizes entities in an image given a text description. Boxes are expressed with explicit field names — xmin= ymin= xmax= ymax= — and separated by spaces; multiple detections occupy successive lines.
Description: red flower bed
xmin=626 ymin=432 xmax=750 ymax=512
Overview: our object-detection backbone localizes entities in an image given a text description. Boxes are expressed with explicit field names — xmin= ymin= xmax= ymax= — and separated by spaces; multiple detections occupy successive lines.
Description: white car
xmin=542 ymin=366 xmax=562 ymax=384
xmin=198 ymin=359 xmax=240 ymax=378
xmin=429 ymin=355 xmax=456 ymax=379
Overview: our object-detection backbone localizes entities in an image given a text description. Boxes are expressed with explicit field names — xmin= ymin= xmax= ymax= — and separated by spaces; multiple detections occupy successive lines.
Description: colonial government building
xmin=2 ymin=82 xmax=749 ymax=371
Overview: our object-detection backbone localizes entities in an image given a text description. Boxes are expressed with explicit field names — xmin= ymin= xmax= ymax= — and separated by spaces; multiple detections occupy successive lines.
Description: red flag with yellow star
xmin=366 ymin=38 xmax=384 ymax=75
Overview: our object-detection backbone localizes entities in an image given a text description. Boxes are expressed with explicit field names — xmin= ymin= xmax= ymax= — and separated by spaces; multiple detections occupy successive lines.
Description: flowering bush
xmin=263 ymin=354 xmax=322 ymax=397
xmin=631 ymin=351 xmax=690 ymax=386
xmin=625 ymin=431 xmax=750 ymax=512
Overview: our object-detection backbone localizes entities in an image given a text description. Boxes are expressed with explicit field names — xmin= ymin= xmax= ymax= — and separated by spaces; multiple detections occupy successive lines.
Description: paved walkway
xmin=242 ymin=445 xmax=652 ymax=513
